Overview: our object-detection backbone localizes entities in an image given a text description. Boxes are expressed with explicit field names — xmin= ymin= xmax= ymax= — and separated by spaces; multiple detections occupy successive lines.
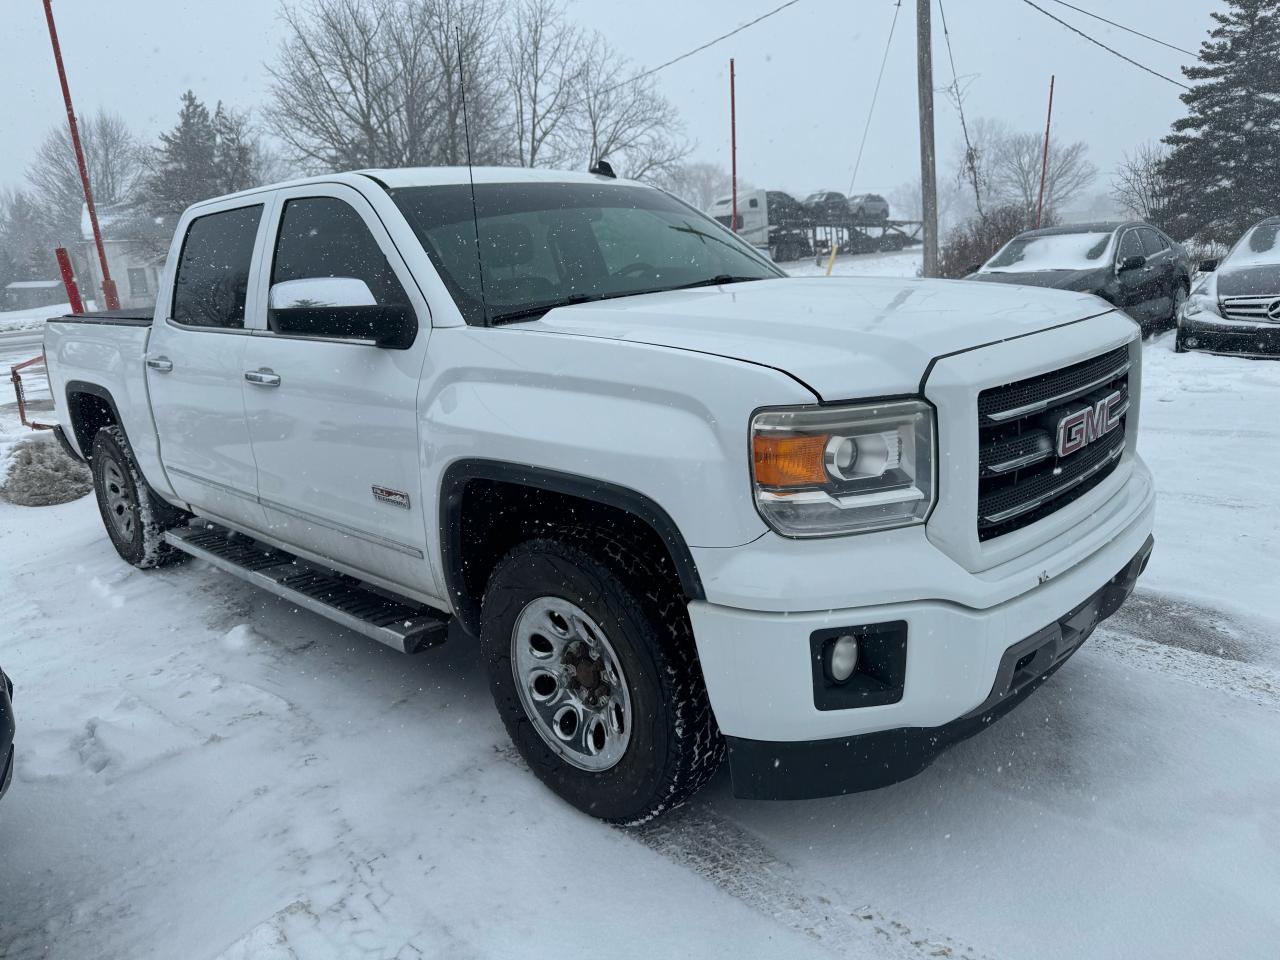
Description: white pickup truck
xmin=45 ymin=167 xmax=1154 ymax=823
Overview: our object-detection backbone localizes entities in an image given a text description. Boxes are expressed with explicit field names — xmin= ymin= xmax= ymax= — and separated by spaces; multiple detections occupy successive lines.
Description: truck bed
xmin=50 ymin=309 xmax=153 ymax=327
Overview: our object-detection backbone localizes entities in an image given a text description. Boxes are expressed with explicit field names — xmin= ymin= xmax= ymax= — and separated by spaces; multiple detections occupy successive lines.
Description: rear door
xmin=146 ymin=201 xmax=269 ymax=529
xmin=241 ymin=184 xmax=435 ymax=596
xmin=1138 ymin=227 xmax=1175 ymax=320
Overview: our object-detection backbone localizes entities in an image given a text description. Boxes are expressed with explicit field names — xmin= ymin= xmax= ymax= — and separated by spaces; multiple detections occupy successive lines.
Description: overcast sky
xmin=1 ymin=0 xmax=1224 ymax=204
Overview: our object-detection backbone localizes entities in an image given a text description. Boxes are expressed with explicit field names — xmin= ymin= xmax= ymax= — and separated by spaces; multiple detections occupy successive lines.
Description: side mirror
xmin=1118 ymin=254 xmax=1147 ymax=273
xmin=965 ymin=263 xmax=981 ymax=276
xmin=268 ymin=277 xmax=416 ymax=350
xmin=1197 ymin=257 xmax=1219 ymax=273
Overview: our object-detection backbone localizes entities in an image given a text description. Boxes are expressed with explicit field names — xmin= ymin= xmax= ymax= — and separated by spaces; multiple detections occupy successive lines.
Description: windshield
xmin=982 ymin=231 xmax=1113 ymax=272
xmin=1222 ymin=218 xmax=1280 ymax=269
xmin=390 ymin=182 xmax=782 ymax=324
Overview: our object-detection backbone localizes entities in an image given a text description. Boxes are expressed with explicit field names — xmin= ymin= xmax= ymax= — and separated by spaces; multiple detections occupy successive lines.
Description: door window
xmin=1117 ymin=230 xmax=1144 ymax=264
xmin=270 ymin=197 xmax=409 ymax=312
xmin=171 ymin=205 xmax=263 ymax=328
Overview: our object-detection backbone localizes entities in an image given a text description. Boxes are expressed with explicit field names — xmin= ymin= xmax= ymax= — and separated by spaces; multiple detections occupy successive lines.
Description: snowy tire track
xmin=633 ymin=804 xmax=990 ymax=960
xmin=1091 ymin=627 xmax=1280 ymax=712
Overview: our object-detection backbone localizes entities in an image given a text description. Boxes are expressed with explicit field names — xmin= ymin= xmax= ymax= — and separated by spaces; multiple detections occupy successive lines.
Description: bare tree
xmin=267 ymin=0 xmax=507 ymax=171
xmin=991 ymin=131 xmax=1097 ymax=223
xmin=656 ymin=162 xmax=739 ymax=210
xmin=503 ymin=0 xmax=583 ymax=167
xmin=416 ymin=0 xmax=510 ymax=166
xmin=25 ymin=109 xmax=144 ymax=241
xmin=1110 ymin=142 xmax=1170 ymax=227
xmin=576 ymin=35 xmax=688 ymax=182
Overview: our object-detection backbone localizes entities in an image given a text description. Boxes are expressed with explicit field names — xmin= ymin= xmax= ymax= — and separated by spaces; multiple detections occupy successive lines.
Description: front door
xmin=1114 ymin=227 xmax=1161 ymax=325
xmin=242 ymin=186 xmax=435 ymax=596
xmin=146 ymin=202 xmax=269 ymax=530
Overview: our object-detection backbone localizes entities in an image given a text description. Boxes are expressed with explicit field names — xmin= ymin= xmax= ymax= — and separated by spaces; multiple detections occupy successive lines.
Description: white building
xmin=78 ymin=204 xmax=168 ymax=310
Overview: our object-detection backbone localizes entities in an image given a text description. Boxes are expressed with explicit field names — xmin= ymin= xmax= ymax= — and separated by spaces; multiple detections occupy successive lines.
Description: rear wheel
xmin=90 ymin=426 xmax=188 ymax=568
xmin=480 ymin=534 xmax=723 ymax=823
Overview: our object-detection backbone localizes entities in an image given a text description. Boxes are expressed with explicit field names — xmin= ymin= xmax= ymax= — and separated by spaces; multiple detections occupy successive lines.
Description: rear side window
xmin=171 ymin=205 xmax=262 ymax=328
xmin=1139 ymin=228 xmax=1167 ymax=256
xmin=270 ymin=197 xmax=408 ymax=306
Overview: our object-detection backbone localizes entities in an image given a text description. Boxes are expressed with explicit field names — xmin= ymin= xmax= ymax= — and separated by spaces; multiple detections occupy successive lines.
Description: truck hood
xmin=517 ymin=277 xmax=1108 ymax=400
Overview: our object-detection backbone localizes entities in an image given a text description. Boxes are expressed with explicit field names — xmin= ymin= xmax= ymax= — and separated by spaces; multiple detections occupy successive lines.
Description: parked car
xmin=44 ymin=167 xmax=1153 ymax=822
xmin=705 ymin=189 xmax=812 ymax=262
xmin=1177 ymin=215 xmax=1280 ymax=356
xmin=849 ymin=193 xmax=890 ymax=221
xmin=802 ymin=189 xmax=849 ymax=224
xmin=0 ymin=665 xmax=13 ymax=801
xmin=966 ymin=221 xmax=1192 ymax=334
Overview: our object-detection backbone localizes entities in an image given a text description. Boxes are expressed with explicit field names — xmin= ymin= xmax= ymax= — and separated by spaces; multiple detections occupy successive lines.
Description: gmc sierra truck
xmin=44 ymin=167 xmax=1154 ymax=823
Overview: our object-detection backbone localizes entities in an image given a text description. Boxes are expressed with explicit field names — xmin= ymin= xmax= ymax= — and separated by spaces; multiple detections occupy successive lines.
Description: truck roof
xmin=186 ymin=166 xmax=645 ymax=214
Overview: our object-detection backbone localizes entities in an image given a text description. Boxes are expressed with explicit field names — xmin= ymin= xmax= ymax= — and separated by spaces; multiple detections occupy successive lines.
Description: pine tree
xmin=1162 ymin=0 xmax=1280 ymax=242
xmin=143 ymin=91 xmax=220 ymax=217
xmin=212 ymin=103 xmax=258 ymax=195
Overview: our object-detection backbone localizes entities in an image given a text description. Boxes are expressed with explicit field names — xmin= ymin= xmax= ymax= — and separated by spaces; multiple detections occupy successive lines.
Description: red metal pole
xmin=42 ymin=0 xmax=119 ymax=310
xmin=1035 ymin=74 xmax=1055 ymax=229
xmin=54 ymin=247 xmax=84 ymax=314
xmin=730 ymin=58 xmax=738 ymax=234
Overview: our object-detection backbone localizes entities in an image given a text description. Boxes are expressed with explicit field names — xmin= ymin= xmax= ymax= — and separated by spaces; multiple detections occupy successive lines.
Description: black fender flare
xmin=439 ymin=459 xmax=706 ymax=634
xmin=64 ymin=380 xmax=126 ymax=456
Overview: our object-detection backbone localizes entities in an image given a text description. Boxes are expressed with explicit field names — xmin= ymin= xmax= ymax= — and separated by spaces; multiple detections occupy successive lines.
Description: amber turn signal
xmin=752 ymin=433 xmax=830 ymax=488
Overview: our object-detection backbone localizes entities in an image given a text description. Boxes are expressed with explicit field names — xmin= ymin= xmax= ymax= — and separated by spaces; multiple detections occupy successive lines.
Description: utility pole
xmin=1035 ymin=75 xmax=1056 ymax=229
xmin=916 ymin=0 xmax=939 ymax=277
xmin=730 ymin=58 xmax=738 ymax=234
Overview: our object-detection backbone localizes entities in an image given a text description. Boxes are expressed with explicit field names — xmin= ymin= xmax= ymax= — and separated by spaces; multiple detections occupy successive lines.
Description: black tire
xmin=480 ymin=533 xmax=723 ymax=824
xmin=90 ymin=426 xmax=188 ymax=568
xmin=1174 ymin=330 xmax=1188 ymax=353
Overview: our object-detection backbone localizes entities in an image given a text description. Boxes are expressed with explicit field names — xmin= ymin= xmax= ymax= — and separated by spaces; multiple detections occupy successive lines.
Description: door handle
xmin=244 ymin=368 xmax=281 ymax=387
xmin=146 ymin=356 xmax=173 ymax=373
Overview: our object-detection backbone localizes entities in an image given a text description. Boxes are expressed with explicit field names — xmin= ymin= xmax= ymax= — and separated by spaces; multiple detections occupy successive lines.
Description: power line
xmin=1043 ymin=0 xmax=1198 ymax=58
xmin=586 ymin=0 xmax=806 ymax=106
xmin=936 ymin=0 xmax=982 ymax=214
xmin=846 ymin=1 xmax=904 ymax=195
xmin=1016 ymin=0 xmax=1190 ymax=90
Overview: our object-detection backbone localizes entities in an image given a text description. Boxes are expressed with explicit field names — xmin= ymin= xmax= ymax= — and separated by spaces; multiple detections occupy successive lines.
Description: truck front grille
xmin=976 ymin=345 xmax=1130 ymax=541
xmin=1219 ymin=295 xmax=1280 ymax=323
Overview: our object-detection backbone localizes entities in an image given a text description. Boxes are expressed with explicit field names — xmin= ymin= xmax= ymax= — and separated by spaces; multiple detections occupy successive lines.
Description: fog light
xmin=828 ymin=635 xmax=859 ymax=682
xmin=1186 ymin=336 xmax=1199 ymax=348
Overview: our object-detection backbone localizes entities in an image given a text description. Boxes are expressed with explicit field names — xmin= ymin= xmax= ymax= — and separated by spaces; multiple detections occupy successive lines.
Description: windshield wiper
xmin=489 ymin=294 xmax=596 ymax=325
xmin=667 ymin=274 xmax=766 ymax=291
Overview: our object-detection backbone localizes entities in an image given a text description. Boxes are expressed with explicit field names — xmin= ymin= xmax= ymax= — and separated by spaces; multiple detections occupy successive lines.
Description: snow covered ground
xmin=2 ymin=256 xmax=1279 ymax=959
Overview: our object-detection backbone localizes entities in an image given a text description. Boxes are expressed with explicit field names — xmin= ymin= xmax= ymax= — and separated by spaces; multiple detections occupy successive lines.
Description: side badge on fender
xmin=372 ymin=485 xmax=411 ymax=509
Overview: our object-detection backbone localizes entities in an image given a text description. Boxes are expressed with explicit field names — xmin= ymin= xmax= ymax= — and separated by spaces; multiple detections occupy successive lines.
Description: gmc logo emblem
xmin=1056 ymin=391 xmax=1123 ymax=457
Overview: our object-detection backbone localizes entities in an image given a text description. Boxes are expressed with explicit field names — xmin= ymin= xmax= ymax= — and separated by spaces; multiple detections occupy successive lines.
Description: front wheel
xmin=1169 ymin=281 xmax=1189 ymax=330
xmin=480 ymin=535 xmax=723 ymax=823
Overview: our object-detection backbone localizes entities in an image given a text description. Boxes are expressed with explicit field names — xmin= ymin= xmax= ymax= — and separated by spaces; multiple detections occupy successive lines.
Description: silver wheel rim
xmin=511 ymin=596 xmax=632 ymax=772
xmin=101 ymin=455 xmax=137 ymax=542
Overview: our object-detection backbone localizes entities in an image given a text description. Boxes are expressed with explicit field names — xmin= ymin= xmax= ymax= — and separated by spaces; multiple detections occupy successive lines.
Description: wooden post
xmin=916 ymin=0 xmax=939 ymax=277
xmin=730 ymin=58 xmax=738 ymax=234
xmin=1035 ymin=75 xmax=1056 ymax=229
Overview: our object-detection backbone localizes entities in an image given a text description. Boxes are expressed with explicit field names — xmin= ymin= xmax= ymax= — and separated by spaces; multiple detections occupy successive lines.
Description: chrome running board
xmin=165 ymin=522 xmax=449 ymax=653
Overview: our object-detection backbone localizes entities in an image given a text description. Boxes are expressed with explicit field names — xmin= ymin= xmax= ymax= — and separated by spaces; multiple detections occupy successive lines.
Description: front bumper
xmin=725 ymin=535 xmax=1152 ymax=800
xmin=1179 ymin=314 xmax=1280 ymax=356
xmin=0 ymin=668 xmax=13 ymax=801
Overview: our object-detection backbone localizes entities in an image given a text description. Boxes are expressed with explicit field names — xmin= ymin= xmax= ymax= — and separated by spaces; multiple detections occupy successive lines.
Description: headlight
xmin=1182 ymin=292 xmax=1217 ymax=319
xmin=751 ymin=399 xmax=935 ymax=537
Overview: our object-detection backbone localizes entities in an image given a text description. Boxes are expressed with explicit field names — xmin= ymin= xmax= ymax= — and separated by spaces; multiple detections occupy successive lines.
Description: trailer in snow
xmin=706 ymin=189 xmax=922 ymax=264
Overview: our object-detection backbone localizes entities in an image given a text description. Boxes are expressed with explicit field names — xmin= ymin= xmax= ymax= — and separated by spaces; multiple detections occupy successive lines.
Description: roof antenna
xmin=456 ymin=26 xmax=489 ymax=326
